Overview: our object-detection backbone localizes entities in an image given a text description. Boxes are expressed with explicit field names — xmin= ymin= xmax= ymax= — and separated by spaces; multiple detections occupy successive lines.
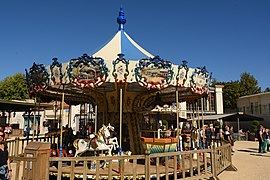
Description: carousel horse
xmin=73 ymin=124 xmax=114 ymax=157
xmin=106 ymin=123 xmax=119 ymax=151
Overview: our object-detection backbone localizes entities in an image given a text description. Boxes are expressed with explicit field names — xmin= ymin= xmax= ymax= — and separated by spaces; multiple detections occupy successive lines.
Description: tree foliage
xmin=239 ymin=72 xmax=261 ymax=96
xmin=251 ymin=120 xmax=260 ymax=132
xmin=213 ymin=72 xmax=261 ymax=110
xmin=0 ymin=73 xmax=29 ymax=100
xmin=264 ymin=87 xmax=270 ymax=92
xmin=213 ymin=81 xmax=241 ymax=110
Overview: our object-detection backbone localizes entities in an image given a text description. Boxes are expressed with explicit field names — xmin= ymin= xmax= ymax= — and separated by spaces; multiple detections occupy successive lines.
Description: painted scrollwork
xmin=112 ymin=53 xmax=129 ymax=83
xmin=176 ymin=60 xmax=188 ymax=87
xmin=25 ymin=63 xmax=49 ymax=95
xmin=190 ymin=66 xmax=209 ymax=94
xmin=67 ymin=53 xmax=108 ymax=89
xmin=50 ymin=57 xmax=63 ymax=85
xmin=134 ymin=56 xmax=173 ymax=90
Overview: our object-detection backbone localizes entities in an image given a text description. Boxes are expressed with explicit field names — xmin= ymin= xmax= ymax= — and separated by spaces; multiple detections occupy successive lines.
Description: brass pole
xmin=176 ymin=89 xmax=179 ymax=149
xmin=119 ymin=88 xmax=123 ymax=148
xmin=60 ymin=89 xmax=65 ymax=157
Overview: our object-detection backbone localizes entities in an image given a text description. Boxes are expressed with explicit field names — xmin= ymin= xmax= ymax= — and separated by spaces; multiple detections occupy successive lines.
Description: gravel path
xmin=218 ymin=141 xmax=270 ymax=180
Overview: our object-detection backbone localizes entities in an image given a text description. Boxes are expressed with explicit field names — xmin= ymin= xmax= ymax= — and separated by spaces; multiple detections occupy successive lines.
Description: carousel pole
xmin=176 ymin=88 xmax=180 ymax=149
xmin=119 ymin=87 xmax=123 ymax=149
xmin=95 ymin=105 xmax=98 ymax=133
xmin=60 ymin=86 xmax=65 ymax=157
xmin=33 ymin=97 xmax=36 ymax=140
xmin=201 ymin=97 xmax=204 ymax=127
xmin=119 ymin=86 xmax=123 ymax=173
xmin=176 ymin=88 xmax=181 ymax=169
xmin=197 ymin=99 xmax=200 ymax=129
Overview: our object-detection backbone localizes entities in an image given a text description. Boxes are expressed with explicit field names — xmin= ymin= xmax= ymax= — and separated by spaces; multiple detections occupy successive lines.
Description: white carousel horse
xmin=74 ymin=125 xmax=114 ymax=157
xmin=106 ymin=123 xmax=119 ymax=151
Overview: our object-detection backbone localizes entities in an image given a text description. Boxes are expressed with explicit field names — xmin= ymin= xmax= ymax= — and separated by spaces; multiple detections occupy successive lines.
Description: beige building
xmin=237 ymin=92 xmax=270 ymax=127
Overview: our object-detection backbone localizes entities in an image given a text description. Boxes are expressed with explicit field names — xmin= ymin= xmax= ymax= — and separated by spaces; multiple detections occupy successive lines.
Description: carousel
xmin=25 ymin=8 xmax=211 ymax=159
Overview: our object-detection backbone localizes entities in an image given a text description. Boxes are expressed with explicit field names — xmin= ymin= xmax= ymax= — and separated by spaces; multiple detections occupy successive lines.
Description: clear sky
xmin=0 ymin=0 xmax=269 ymax=90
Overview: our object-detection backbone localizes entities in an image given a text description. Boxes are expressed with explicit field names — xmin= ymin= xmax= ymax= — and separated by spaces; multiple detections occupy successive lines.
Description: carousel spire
xmin=117 ymin=7 xmax=126 ymax=31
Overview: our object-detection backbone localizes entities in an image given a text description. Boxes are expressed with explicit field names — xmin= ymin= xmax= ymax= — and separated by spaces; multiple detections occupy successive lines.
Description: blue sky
xmin=0 ymin=0 xmax=269 ymax=90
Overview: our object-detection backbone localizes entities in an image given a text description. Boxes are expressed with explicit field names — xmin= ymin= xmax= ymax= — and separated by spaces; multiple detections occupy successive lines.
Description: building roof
xmin=201 ymin=112 xmax=263 ymax=122
xmin=0 ymin=99 xmax=52 ymax=112
xmin=92 ymin=7 xmax=153 ymax=61
xmin=238 ymin=91 xmax=270 ymax=99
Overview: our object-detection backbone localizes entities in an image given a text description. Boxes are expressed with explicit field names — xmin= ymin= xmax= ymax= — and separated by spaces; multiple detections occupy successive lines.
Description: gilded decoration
xmin=112 ymin=54 xmax=129 ymax=83
xmin=25 ymin=63 xmax=49 ymax=95
xmin=190 ymin=66 xmax=209 ymax=94
xmin=176 ymin=60 xmax=188 ymax=87
xmin=134 ymin=56 xmax=173 ymax=90
xmin=50 ymin=57 xmax=63 ymax=85
xmin=67 ymin=53 xmax=108 ymax=89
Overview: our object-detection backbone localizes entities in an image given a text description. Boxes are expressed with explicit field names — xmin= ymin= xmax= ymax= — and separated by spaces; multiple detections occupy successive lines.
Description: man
xmin=141 ymin=116 xmax=152 ymax=137
xmin=257 ymin=125 xmax=263 ymax=153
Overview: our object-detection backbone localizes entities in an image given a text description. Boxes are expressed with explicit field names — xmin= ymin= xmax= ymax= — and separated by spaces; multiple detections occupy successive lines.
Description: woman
xmin=0 ymin=130 xmax=12 ymax=179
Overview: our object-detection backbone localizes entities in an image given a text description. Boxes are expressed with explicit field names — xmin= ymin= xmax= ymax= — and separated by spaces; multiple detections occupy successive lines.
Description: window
xmin=251 ymin=103 xmax=254 ymax=114
xmin=255 ymin=102 xmax=258 ymax=114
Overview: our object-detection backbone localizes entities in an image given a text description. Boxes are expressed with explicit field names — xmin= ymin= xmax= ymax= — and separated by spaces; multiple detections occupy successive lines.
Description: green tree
xmin=213 ymin=80 xmax=242 ymax=110
xmin=0 ymin=73 xmax=29 ymax=100
xmin=250 ymin=120 xmax=260 ymax=133
xmin=264 ymin=87 xmax=270 ymax=92
xmin=239 ymin=72 xmax=261 ymax=96
xmin=213 ymin=72 xmax=261 ymax=111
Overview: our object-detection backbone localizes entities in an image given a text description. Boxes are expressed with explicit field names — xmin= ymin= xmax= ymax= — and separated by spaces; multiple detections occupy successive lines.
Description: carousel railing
xmin=9 ymin=143 xmax=232 ymax=180
xmin=6 ymin=133 xmax=59 ymax=156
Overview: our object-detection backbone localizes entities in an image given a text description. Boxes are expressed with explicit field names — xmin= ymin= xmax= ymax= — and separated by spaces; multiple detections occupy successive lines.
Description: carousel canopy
xmin=93 ymin=8 xmax=153 ymax=61
xmin=25 ymin=7 xmax=211 ymax=109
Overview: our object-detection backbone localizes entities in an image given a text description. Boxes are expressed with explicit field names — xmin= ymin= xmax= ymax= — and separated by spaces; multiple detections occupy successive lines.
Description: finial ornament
xmin=117 ymin=7 xmax=126 ymax=30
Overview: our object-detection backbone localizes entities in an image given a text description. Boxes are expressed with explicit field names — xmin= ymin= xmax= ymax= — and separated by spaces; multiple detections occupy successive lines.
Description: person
xmin=229 ymin=126 xmax=235 ymax=152
xmin=223 ymin=125 xmax=233 ymax=152
xmin=0 ymin=130 xmax=12 ymax=179
xmin=205 ymin=124 xmax=212 ymax=148
xmin=267 ymin=129 xmax=270 ymax=152
xmin=262 ymin=127 xmax=267 ymax=153
xmin=257 ymin=125 xmax=263 ymax=153
xmin=4 ymin=124 xmax=12 ymax=135
xmin=142 ymin=116 xmax=151 ymax=129
xmin=141 ymin=116 xmax=152 ymax=137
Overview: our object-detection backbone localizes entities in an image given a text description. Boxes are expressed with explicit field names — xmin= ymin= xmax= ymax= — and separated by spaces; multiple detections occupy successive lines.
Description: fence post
xmin=211 ymin=144 xmax=217 ymax=178
xmin=145 ymin=150 xmax=150 ymax=180
xmin=15 ymin=137 xmax=20 ymax=156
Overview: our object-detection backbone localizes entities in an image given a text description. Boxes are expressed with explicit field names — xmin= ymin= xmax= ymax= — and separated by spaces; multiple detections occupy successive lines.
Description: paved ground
xmin=218 ymin=141 xmax=270 ymax=180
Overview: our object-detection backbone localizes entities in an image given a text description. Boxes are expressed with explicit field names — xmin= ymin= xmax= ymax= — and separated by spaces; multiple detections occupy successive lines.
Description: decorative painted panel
xmin=134 ymin=56 xmax=173 ymax=90
xmin=176 ymin=60 xmax=188 ymax=87
xmin=112 ymin=54 xmax=129 ymax=83
xmin=25 ymin=63 xmax=49 ymax=95
xmin=50 ymin=57 xmax=63 ymax=85
xmin=190 ymin=66 xmax=209 ymax=94
xmin=67 ymin=54 xmax=108 ymax=89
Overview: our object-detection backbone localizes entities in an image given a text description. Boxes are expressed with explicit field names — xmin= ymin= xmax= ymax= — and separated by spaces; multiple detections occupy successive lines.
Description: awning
xmin=201 ymin=112 xmax=263 ymax=121
xmin=45 ymin=114 xmax=61 ymax=120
